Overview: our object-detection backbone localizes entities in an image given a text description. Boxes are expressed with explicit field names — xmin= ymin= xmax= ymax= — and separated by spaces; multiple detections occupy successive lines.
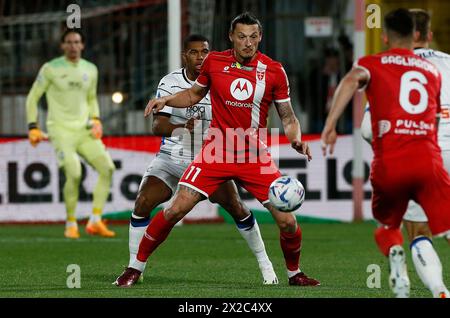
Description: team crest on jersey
xmin=257 ymin=70 xmax=265 ymax=81
xmin=82 ymin=73 xmax=88 ymax=81
xmin=230 ymin=78 xmax=254 ymax=101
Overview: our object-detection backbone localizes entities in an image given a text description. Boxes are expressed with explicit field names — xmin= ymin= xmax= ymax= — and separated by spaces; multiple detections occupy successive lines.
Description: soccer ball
xmin=268 ymin=176 xmax=305 ymax=212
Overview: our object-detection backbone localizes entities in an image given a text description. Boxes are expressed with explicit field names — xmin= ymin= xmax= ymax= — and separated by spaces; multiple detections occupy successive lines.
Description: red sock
xmin=136 ymin=210 xmax=175 ymax=262
xmin=280 ymin=226 xmax=302 ymax=271
xmin=374 ymin=226 xmax=403 ymax=257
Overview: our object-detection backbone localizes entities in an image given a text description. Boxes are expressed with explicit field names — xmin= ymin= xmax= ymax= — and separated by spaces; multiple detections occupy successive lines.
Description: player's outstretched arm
xmin=144 ymin=84 xmax=208 ymax=117
xmin=321 ymin=67 xmax=369 ymax=156
xmin=275 ymin=101 xmax=312 ymax=161
xmin=152 ymin=115 xmax=196 ymax=137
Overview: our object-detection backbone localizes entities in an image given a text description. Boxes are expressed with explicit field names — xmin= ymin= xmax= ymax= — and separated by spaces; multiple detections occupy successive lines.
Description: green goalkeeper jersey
xmin=26 ymin=56 xmax=99 ymax=131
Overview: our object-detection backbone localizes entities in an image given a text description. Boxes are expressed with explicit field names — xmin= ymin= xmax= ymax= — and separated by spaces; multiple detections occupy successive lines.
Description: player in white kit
xmin=361 ymin=9 xmax=449 ymax=298
xmin=116 ymin=35 xmax=278 ymax=287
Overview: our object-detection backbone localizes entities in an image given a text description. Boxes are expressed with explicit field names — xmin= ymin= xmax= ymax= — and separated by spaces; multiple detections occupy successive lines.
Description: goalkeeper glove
xmin=28 ymin=123 xmax=46 ymax=147
xmin=90 ymin=118 xmax=103 ymax=139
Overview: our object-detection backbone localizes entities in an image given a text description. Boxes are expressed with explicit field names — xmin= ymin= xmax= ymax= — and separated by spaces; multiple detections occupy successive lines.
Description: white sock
xmin=128 ymin=213 xmax=149 ymax=268
xmin=89 ymin=214 xmax=101 ymax=223
xmin=287 ymin=269 xmax=301 ymax=278
xmin=236 ymin=218 xmax=272 ymax=269
xmin=411 ymin=236 xmax=448 ymax=297
xmin=131 ymin=259 xmax=146 ymax=273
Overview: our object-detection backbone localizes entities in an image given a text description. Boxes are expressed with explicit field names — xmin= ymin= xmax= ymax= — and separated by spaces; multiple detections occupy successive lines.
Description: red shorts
xmin=371 ymin=154 xmax=450 ymax=236
xmin=179 ymin=153 xmax=282 ymax=204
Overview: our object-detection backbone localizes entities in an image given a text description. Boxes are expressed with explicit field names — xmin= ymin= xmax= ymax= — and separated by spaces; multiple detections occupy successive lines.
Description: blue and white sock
xmin=235 ymin=212 xmax=272 ymax=269
xmin=410 ymin=236 xmax=448 ymax=298
xmin=128 ymin=212 xmax=150 ymax=268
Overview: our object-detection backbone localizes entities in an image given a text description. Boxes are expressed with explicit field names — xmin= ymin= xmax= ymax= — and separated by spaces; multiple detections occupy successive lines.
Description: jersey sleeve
xmin=87 ymin=65 xmax=100 ymax=119
xmin=353 ymin=56 xmax=372 ymax=91
xmin=436 ymin=72 xmax=442 ymax=114
xmin=26 ymin=63 xmax=51 ymax=125
xmin=273 ymin=63 xmax=290 ymax=102
xmin=155 ymin=76 xmax=175 ymax=116
xmin=195 ymin=54 xmax=211 ymax=88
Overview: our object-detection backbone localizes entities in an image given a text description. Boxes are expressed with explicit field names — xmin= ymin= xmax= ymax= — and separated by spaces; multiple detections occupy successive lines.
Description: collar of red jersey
xmin=230 ymin=49 xmax=261 ymax=65
xmin=388 ymin=48 xmax=415 ymax=55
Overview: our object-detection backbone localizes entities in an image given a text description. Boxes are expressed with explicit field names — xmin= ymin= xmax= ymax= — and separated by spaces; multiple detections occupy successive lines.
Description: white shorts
xmin=142 ymin=154 xmax=190 ymax=194
xmin=140 ymin=153 xmax=219 ymax=221
xmin=403 ymin=149 xmax=450 ymax=222
xmin=403 ymin=200 xmax=429 ymax=222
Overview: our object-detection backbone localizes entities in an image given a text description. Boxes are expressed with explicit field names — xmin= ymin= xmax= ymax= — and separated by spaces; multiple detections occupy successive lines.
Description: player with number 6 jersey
xmin=356 ymin=49 xmax=442 ymax=156
xmin=359 ymin=9 xmax=450 ymax=298
xmin=321 ymin=8 xmax=450 ymax=298
xmin=350 ymin=26 xmax=449 ymax=238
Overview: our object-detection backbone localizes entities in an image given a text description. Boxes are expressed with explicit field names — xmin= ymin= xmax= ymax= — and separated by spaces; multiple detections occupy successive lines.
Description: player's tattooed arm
xmin=275 ymin=101 xmax=298 ymax=128
xmin=275 ymin=101 xmax=312 ymax=161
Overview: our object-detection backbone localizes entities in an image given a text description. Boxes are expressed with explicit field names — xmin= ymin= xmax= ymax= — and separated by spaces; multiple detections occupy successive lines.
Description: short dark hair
xmin=384 ymin=8 xmax=415 ymax=40
xmin=409 ymin=9 xmax=431 ymax=42
xmin=229 ymin=12 xmax=262 ymax=34
xmin=183 ymin=34 xmax=209 ymax=51
xmin=61 ymin=29 xmax=84 ymax=43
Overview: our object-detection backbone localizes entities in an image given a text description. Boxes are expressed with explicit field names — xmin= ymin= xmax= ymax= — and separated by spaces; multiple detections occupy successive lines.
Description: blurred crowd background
xmin=1 ymin=0 xmax=449 ymax=136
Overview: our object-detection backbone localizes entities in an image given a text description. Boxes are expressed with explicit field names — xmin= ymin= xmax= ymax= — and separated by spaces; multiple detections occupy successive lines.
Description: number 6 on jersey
xmin=399 ymin=70 xmax=428 ymax=114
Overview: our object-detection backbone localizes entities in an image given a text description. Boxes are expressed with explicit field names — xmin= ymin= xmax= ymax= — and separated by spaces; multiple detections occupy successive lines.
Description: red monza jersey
xmin=195 ymin=49 xmax=290 ymax=161
xmin=356 ymin=48 xmax=450 ymax=236
xmin=178 ymin=50 xmax=289 ymax=203
xmin=356 ymin=48 xmax=442 ymax=158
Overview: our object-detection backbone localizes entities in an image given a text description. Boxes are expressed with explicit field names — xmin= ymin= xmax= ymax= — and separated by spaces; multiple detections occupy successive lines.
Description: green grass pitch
xmin=0 ymin=222 xmax=448 ymax=298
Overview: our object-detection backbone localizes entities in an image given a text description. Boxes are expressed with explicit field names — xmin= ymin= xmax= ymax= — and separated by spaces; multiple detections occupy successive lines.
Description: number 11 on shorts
xmin=185 ymin=166 xmax=202 ymax=182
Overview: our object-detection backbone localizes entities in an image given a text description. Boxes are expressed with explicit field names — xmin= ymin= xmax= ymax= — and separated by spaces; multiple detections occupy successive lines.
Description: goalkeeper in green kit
xmin=26 ymin=29 xmax=116 ymax=239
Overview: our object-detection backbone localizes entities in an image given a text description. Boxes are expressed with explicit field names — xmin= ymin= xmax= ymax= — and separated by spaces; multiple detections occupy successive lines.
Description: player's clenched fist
xmin=144 ymin=97 xmax=168 ymax=117
xmin=184 ymin=117 xmax=197 ymax=133
xmin=28 ymin=127 xmax=46 ymax=147
xmin=90 ymin=118 xmax=103 ymax=139
xmin=291 ymin=140 xmax=312 ymax=161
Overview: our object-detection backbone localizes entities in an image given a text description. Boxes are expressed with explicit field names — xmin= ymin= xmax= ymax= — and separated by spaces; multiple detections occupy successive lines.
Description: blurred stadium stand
xmin=1 ymin=0 xmax=449 ymax=136
xmin=0 ymin=0 xmax=358 ymax=136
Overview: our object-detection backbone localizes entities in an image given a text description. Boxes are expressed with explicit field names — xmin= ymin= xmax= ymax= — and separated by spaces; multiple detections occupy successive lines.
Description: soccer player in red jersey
xmin=360 ymin=9 xmax=450 ymax=298
xmin=115 ymin=12 xmax=319 ymax=287
xmin=321 ymin=8 xmax=450 ymax=298
xmin=115 ymin=35 xmax=278 ymax=287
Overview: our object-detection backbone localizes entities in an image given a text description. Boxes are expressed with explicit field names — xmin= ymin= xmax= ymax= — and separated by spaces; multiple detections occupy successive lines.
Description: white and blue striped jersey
xmin=155 ymin=68 xmax=212 ymax=163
